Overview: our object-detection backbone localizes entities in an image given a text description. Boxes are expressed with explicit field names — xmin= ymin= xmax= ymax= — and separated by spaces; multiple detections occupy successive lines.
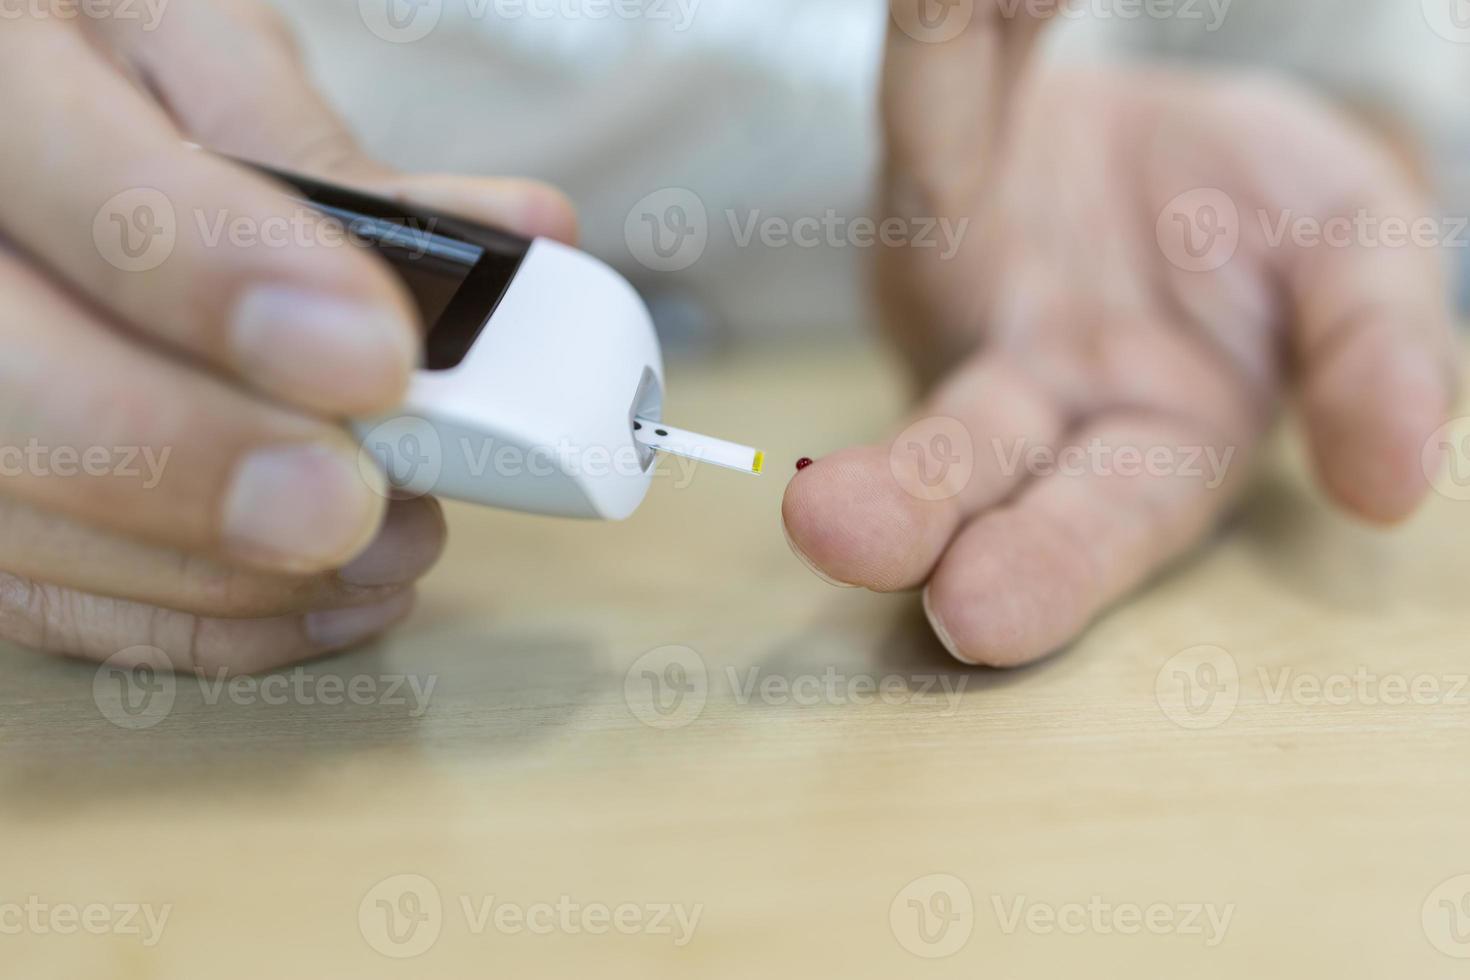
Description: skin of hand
xmin=0 ymin=0 xmax=577 ymax=673
xmin=783 ymin=2 xmax=1461 ymax=667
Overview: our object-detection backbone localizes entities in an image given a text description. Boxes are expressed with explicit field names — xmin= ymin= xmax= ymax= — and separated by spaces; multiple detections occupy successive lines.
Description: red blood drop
xmin=795 ymin=457 xmax=814 ymax=471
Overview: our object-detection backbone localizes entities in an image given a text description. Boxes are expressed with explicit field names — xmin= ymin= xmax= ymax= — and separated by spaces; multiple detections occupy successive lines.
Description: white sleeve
xmin=273 ymin=0 xmax=888 ymax=348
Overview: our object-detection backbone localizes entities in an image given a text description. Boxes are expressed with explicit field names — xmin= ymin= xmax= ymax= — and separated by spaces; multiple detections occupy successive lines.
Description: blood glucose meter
xmin=244 ymin=160 xmax=763 ymax=521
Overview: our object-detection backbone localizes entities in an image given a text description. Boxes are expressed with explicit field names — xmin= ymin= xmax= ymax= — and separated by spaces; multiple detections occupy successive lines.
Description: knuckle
xmin=182 ymin=560 xmax=342 ymax=620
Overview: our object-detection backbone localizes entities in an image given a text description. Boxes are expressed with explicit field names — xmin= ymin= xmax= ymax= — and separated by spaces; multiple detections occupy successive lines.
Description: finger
xmin=0 ymin=573 xmax=416 ymax=676
xmin=1286 ymin=204 xmax=1461 ymax=523
xmin=923 ymin=413 xmax=1245 ymax=668
xmin=0 ymin=497 xmax=445 ymax=620
xmin=0 ymin=255 xmax=386 ymax=574
xmin=782 ymin=355 xmax=1064 ymax=591
xmin=104 ymin=0 xmax=387 ymax=182
xmin=0 ymin=18 xmax=418 ymax=416
xmin=116 ymin=2 xmax=579 ymax=243
xmin=357 ymin=174 xmax=579 ymax=246
xmin=882 ymin=0 xmax=1060 ymax=216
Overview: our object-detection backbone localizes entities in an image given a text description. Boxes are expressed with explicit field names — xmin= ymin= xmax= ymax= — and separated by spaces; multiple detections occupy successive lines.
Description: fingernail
xmin=230 ymin=285 xmax=417 ymax=412
xmin=338 ymin=499 xmax=447 ymax=587
xmin=781 ymin=524 xmax=859 ymax=589
xmin=922 ymin=586 xmax=973 ymax=665
xmin=306 ymin=590 xmax=416 ymax=649
xmin=224 ymin=443 xmax=384 ymax=572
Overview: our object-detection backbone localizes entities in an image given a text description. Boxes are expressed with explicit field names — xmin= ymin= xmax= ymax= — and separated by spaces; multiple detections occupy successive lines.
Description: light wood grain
xmin=3 ymin=342 xmax=1469 ymax=979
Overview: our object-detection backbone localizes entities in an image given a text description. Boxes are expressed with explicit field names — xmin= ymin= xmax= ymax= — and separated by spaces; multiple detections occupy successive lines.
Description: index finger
xmin=0 ymin=18 xmax=418 ymax=417
xmin=882 ymin=0 xmax=1061 ymax=217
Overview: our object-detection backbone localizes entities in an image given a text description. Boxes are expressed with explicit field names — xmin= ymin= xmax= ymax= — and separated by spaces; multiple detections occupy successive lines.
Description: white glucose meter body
xmin=253 ymin=163 xmax=668 ymax=521
xmin=385 ymin=237 xmax=664 ymax=520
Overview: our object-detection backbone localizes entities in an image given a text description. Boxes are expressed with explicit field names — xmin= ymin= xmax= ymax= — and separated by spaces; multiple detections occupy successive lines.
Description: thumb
xmin=116 ymin=0 xmax=577 ymax=243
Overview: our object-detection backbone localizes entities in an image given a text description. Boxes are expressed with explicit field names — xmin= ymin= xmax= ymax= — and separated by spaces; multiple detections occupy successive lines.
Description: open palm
xmin=783 ymin=13 xmax=1458 ymax=667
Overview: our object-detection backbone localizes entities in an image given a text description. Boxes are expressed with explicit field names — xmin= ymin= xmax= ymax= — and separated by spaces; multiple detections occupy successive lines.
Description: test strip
xmin=634 ymin=418 xmax=765 ymax=476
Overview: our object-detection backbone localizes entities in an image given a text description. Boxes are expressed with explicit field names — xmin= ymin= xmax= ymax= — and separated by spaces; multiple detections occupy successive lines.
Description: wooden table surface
xmin=3 ymin=343 xmax=1470 ymax=979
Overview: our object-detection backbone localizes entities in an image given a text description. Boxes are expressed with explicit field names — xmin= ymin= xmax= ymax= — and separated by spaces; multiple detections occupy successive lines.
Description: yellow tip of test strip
xmin=633 ymin=418 xmax=765 ymax=477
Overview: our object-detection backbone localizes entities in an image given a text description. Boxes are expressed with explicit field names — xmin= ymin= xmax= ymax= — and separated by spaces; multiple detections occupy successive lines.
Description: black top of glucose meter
xmin=245 ymin=160 xmax=532 ymax=371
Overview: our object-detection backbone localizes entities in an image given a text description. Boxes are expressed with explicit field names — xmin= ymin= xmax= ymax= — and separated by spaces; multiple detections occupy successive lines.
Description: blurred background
xmin=276 ymin=0 xmax=1470 ymax=348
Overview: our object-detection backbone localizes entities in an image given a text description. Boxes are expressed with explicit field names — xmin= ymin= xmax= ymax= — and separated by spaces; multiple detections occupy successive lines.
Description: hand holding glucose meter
xmin=245 ymin=161 xmax=763 ymax=521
